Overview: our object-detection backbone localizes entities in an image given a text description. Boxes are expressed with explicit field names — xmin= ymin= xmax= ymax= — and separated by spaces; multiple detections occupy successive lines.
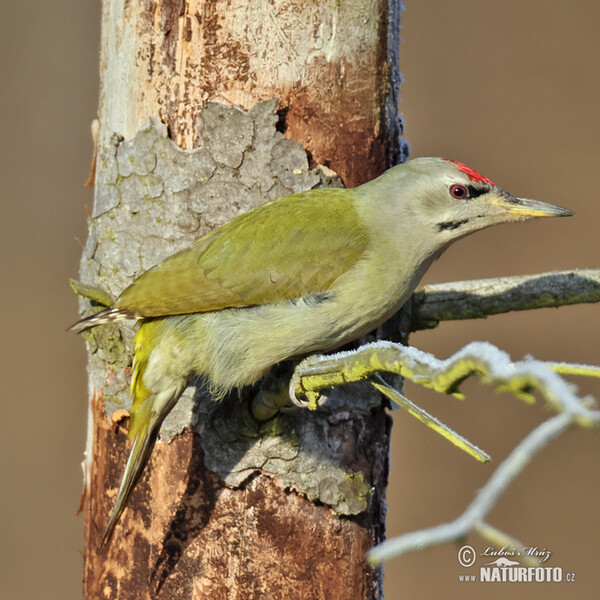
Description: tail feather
xmin=69 ymin=307 xmax=135 ymax=334
xmin=101 ymin=320 xmax=187 ymax=545
xmin=102 ymin=420 xmax=160 ymax=545
xmin=102 ymin=390 xmax=184 ymax=545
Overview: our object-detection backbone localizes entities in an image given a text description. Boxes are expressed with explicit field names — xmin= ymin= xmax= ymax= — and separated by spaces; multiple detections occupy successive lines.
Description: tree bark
xmin=79 ymin=2 xmax=406 ymax=598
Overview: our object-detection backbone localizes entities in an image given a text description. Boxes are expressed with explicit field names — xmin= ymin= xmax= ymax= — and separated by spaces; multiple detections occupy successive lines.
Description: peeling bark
xmin=98 ymin=0 xmax=407 ymax=187
xmin=80 ymin=2 xmax=405 ymax=598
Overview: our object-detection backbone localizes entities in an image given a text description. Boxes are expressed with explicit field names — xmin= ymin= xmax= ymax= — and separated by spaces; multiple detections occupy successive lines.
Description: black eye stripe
xmin=467 ymin=184 xmax=489 ymax=198
xmin=449 ymin=184 xmax=490 ymax=200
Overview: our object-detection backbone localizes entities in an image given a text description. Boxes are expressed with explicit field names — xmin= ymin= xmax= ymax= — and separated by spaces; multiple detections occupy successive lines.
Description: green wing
xmin=115 ymin=188 xmax=369 ymax=317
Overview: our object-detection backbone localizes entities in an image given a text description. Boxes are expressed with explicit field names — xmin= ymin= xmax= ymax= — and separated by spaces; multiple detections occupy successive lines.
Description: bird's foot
xmin=252 ymin=385 xmax=293 ymax=421
xmin=288 ymin=355 xmax=330 ymax=410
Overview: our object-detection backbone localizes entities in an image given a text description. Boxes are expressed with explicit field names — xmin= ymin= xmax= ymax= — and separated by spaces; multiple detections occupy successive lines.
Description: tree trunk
xmin=79 ymin=1 xmax=406 ymax=598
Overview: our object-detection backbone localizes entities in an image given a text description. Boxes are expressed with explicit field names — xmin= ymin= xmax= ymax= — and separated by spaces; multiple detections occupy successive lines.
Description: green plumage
xmin=115 ymin=189 xmax=369 ymax=316
xmin=71 ymin=157 xmax=572 ymax=544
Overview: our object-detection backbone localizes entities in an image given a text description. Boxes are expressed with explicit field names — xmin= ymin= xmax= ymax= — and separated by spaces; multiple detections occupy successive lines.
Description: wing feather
xmin=115 ymin=188 xmax=368 ymax=317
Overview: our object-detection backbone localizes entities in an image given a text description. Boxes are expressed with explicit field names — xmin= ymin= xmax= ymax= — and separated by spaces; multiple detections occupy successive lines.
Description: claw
xmin=289 ymin=357 xmax=328 ymax=409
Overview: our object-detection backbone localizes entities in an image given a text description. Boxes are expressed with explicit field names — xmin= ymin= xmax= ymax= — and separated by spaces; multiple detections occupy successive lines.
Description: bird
xmin=71 ymin=156 xmax=572 ymax=542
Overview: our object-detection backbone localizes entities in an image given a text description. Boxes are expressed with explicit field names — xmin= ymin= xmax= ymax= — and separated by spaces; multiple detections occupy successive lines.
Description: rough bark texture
xmin=99 ymin=0 xmax=407 ymax=187
xmin=86 ymin=389 xmax=390 ymax=599
xmin=80 ymin=2 xmax=406 ymax=598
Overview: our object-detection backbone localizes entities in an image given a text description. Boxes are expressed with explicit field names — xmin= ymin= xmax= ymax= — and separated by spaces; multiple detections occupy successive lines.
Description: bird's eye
xmin=450 ymin=184 xmax=468 ymax=199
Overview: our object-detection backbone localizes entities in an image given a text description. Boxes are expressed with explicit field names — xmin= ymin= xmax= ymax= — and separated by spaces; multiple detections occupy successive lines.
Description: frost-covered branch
xmin=290 ymin=340 xmax=600 ymax=565
xmin=411 ymin=269 xmax=600 ymax=330
xmin=367 ymin=412 xmax=579 ymax=565
xmin=290 ymin=340 xmax=598 ymax=422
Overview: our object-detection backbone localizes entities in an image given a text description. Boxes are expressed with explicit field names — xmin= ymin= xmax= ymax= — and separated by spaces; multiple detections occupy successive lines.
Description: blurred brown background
xmin=1 ymin=1 xmax=598 ymax=599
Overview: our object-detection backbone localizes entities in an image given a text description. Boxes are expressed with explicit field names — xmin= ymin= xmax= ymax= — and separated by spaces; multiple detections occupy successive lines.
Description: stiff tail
xmin=69 ymin=307 xmax=135 ymax=334
xmin=102 ymin=319 xmax=186 ymax=545
xmin=102 ymin=418 xmax=160 ymax=544
xmin=102 ymin=393 xmax=185 ymax=545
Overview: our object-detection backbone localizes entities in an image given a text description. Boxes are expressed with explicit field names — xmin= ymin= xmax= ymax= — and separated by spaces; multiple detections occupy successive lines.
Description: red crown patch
xmin=444 ymin=159 xmax=495 ymax=186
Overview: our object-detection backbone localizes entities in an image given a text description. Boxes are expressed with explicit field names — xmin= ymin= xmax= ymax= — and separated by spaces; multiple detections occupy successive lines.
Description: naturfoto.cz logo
xmin=457 ymin=545 xmax=576 ymax=583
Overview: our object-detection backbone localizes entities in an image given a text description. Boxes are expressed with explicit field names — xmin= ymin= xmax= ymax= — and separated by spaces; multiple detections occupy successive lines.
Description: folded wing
xmin=115 ymin=188 xmax=369 ymax=317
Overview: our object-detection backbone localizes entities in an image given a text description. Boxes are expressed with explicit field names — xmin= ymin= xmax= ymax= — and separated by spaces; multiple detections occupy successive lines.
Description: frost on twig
xmin=411 ymin=269 xmax=600 ymax=330
xmin=289 ymin=340 xmax=600 ymax=565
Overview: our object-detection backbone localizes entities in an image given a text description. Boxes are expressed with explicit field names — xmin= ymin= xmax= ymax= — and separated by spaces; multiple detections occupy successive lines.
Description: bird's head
xmin=389 ymin=157 xmax=573 ymax=244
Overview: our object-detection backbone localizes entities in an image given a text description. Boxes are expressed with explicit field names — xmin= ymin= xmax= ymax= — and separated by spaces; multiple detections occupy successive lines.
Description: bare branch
xmin=366 ymin=412 xmax=589 ymax=565
xmin=411 ymin=269 xmax=600 ymax=330
xmin=289 ymin=340 xmax=600 ymax=566
xmin=371 ymin=376 xmax=490 ymax=463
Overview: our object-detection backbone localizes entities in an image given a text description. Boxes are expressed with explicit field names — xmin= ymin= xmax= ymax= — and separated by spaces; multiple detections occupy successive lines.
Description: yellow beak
xmin=492 ymin=194 xmax=574 ymax=218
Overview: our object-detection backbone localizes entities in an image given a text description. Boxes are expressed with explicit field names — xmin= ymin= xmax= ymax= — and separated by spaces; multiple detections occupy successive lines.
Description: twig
xmin=371 ymin=376 xmax=490 ymax=463
xmin=411 ymin=269 xmax=600 ymax=330
xmin=366 ymin=412 xmax=588 ymax=565
xmin=289 ymin=340 xmax=600 ymax=565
